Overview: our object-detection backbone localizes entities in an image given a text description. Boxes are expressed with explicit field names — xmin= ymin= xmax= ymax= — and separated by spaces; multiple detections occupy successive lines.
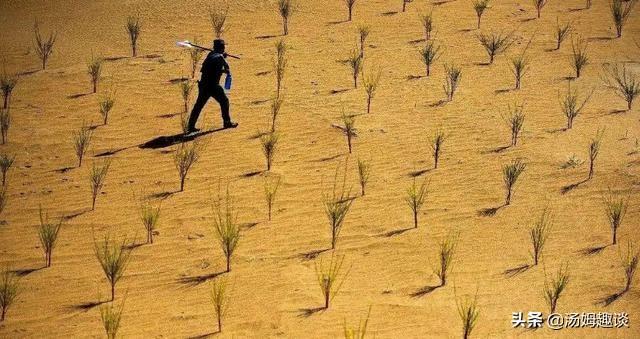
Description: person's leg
xmin=211 ymin=85 xmax=235 ymax=127
xmin=187 ymin=84 xmax=211 ymax=132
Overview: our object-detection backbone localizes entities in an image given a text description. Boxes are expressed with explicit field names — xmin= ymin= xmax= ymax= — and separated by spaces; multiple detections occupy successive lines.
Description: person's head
xmin=213 ymin=39 xmax=226 ymax=53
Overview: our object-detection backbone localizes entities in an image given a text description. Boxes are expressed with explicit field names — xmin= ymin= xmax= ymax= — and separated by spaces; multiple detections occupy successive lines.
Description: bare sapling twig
xmin=420 ymin=41 xmax=441 ymax=76
xmin=0 ymin=108 xmax=9 ymax=144
xmin=561 ymin=154 xmax=584 ymax=169
xmin=419 ymin=11 xmax=434 ymax=41
xmin=0 ymin=154 xmax=14 ymax=187
xmin=504 ymin=103 xmax=525 ymax=146
xmin=434 ymin=234 xmax=457 ymax=286
xmin=210 ymin=0 xmax=229 ymax=38
xmin=530 ymin=209 xmax=552 ymax=266
xmin=357 ymin=158 xmax=370 ymax=196
xmin=344 ymin=306 xmax=371 ymax=339
xmin=87 ymin=55 xmax=103 ymax=93
xmin=180 ymin=111 xmax=190 ymax=134
xmin=544 ymin=264 xmax=570 ymax=314
xmin=510 ymin=34 xmax=534 ymax=90
xmin=405 ymin=177 xmax=428 ymax=228
xmin=474 ymin=0 xmax=490 ymax=29
xmin=347 ymin=48 xmax=363 ymax=88
xmin=533 ymin=0 xmax=548 ymax=19
xmin=180 ymin=80 xmax=193 ymax=114
xmin=588 ymin=129 xmax=603 ymax=180
xmin=444 ymin=64 xmax=462 ymax=101
xmin=457 ymin=291 xmax=479 ymax=339
xmin=0 ymin=186 xmax=6 ymax=216
xmin=37 ymin=206 xmax=64 ymax=268
xmin=571 ymin=38 xmax=589 ymax=79
xmin=402 ymin=0 xmax=413 ymax=12
xmin=34 ymin=22 xmax=56 ymax=70
xmin=560 ymin=83 xmax=592 ymax=130
xmin=264 ymin=175 xmax=281 ymax=220
xmin=620 ymin=240 xmax=639 ymax=292
xmin=586 ymin=0 xmax=592 ymax=9
xmin=274 ymin=39 xmax=288 ymax=98
xmin=315 ymin=253 xmax=350 ymax=309
xmin=555 ymin=18 xmax=572 ymax=50
xmin=477 ymin=32 xmax=513 ymax=64
xmin=278 ymin=0 xmax=295 ymax=36
xmin=341 ymin=112 xmax=356 ymax=153
xmin=189 ymin=38 xmax=205 ymax=78
xmin=0 ymin=268 xmax=19 ymax=322
xmin=95 ymin=234 xmax=132 ymax=301
xmin=72 ymin=121 xmax=93 ymax=168
xmin=100 ymin=300 xmax=124 ymax=339
xmin=0 ymin=72 xmax=17 ymax=109
xmin=431 ymin=129 xmax=445 ymax=169
xmin=510 ymin=54 xmax=530 ymax=90
xmin=358 ymin=24 xmax=370 ymax=58
xmin=271 ymin=95 xmax=284 ymax=132
xmin=89 ymin=159 xmax=110 ymax=211
xmin=323 ymin=162 xmax=354 ymax=249
xmin=604 ymin=191 xmax=627 ymax=245
xmin=99 ymin=92 xmax=115 ymax=125
xmin=211 ymin=278 xmax=230 ymax=332
xmin=174 ymin=142 xmax=200 ymax=192
xmin=126 ymin=16 xmax=141 ymax=57
xmin=140 ymin=200 xmax=160 ymax=244
xmin=212 ymin=184 xmax=240 ymax=272
xmin=362 ymin=69 xmax=381 ymax=113
xmin=503 ymin=158 xmax=526 ymax=205
xmin=602 ymin=63 xmax=640 ymax=110
xmin=345 ymin=0 xmax=357 ymax=21
xmin=260 ymin=131 xmax=279 ymax=171
xmin=611 ymin=0 xmax=637 ymax=38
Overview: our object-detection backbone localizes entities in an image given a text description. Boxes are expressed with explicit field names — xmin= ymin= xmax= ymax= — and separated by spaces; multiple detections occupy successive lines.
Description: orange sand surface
xmin=0 ymin=0 xmax=639 ymax=337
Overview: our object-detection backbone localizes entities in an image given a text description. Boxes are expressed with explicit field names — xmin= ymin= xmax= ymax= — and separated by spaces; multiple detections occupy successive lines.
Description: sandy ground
xmin=0 ymin=0 xmax=639 ymax=337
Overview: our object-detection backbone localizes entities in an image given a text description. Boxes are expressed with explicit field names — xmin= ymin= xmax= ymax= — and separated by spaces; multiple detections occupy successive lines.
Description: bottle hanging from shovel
xmin=224 ymin=73 xmax=232 ymax=93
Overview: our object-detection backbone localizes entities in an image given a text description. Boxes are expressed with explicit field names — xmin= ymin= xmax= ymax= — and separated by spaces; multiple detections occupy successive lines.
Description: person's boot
xmin=223 ymin=121 xmax=238 ymax=129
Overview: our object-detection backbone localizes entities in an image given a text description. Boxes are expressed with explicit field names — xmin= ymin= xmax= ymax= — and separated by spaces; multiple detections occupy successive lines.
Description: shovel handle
xmin=188 ymin=43 xmax=240 ymax=59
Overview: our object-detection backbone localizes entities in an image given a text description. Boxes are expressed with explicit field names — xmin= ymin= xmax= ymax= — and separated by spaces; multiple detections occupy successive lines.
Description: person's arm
xmin=221 ymin=56 xmax=231 ymax=75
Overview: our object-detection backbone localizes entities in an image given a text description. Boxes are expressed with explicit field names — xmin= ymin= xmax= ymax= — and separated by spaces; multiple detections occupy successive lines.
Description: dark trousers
xmin=187 ymin=82 xmax=230 ymax=130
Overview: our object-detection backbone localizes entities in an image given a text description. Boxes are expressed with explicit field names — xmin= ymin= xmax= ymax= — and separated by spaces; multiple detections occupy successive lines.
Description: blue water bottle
xmin=224 ymin=73 xmax=232 ymax=93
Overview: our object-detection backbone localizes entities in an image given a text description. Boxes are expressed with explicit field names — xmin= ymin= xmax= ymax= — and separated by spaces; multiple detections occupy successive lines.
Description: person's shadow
xmin=138 ymin=128 xmax=225 ymax=149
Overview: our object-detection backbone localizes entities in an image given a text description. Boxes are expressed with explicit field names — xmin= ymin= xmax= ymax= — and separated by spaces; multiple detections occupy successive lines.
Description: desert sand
xmin=0 ymin=0 xmax=639 ymax=337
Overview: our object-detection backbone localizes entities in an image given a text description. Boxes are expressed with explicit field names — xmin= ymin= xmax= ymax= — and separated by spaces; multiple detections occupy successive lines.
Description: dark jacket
xmin=200 ymin=52 xmax=230 ymax=87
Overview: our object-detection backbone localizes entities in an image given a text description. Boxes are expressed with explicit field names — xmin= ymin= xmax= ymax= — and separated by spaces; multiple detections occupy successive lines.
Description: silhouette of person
xmin=187 ymin=39 xmax=237 ymax=133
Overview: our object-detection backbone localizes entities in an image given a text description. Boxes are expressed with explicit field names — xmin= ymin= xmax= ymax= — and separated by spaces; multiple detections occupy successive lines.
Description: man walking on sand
xmin=186 ymin=39 xmax=238 ymax=134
